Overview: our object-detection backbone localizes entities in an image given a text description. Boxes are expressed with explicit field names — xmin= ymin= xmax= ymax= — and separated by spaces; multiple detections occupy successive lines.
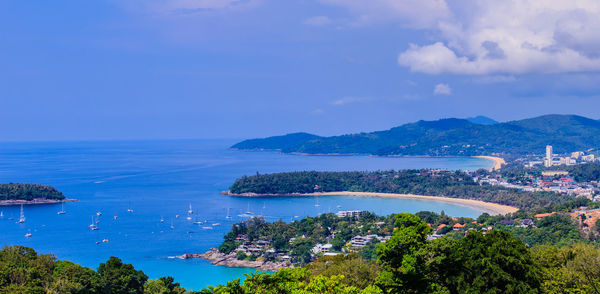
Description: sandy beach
xmin=474 ymin=156 xmax=506 ymax=171
xmin=223 ymin=191 xmax=518 ymax=215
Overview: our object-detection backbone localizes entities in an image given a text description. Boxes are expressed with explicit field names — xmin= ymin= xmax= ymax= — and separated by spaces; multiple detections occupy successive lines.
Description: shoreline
xmin=473 ymin=155 xmax=506 ymax=171
xmin=223 ymin=191 xmax=518 ymax=215
xmin=0 ymin=198 xmax=78 ymax=206
xmin=173 ymin=248 xmax=291 ymax=272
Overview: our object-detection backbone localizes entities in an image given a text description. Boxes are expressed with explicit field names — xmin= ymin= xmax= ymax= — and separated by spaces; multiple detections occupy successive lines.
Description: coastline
xmin=222 ymin=191 xmax=518 ymax=215
xmin=473 ymin=155 xmax=506 ymax=171
xmin=0 ymin=198 xmax=78 ymax=206
xmin=173 ymin=248 xmax=292 ymax=272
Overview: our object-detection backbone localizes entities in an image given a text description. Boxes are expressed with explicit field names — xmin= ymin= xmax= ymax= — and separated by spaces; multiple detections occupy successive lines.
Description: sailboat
xmin=315 ymin=196 xmax=320 ymax=207
xmin=57 ymin=203 xmax=66 ymax=215
xmin=18 ymin=204 xmax=26 ymax=223
xmin=188 ymin=203 xmax=193 ymax=214
xmin=0 ymin=210 xmax=3 ymax=218
xmin=25 ymin=230 xmax=32 ymax=238
xmin=160 ymin=216 xmax=164 ymax=223
xmin=89 ymin=216 xmax=99 ymax=230
xmin=225 ymin=208 xmax=232 ymax=219
xmin=246 ymin=202 xmax=253 ymax=214
xmin=127 ymin=202 xmax=134 ymax=213
xmin=170 ymin=219 xmax=174 ymax=229
xmin=262 ymin=202 xmax=266 ymax=209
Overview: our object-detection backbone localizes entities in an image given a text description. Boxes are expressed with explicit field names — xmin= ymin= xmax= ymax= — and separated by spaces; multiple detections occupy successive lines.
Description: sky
xmin=2 ymin=0 xmax=600 ymax=141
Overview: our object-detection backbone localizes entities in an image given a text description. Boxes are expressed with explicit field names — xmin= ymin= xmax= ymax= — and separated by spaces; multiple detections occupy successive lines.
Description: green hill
xmin=231 ymin=114 xmax=600 ymax=156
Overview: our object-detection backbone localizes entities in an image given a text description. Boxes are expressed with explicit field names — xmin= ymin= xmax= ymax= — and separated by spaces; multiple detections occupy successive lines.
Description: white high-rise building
xmin=545 ymin=145 xmax=553 ymax=167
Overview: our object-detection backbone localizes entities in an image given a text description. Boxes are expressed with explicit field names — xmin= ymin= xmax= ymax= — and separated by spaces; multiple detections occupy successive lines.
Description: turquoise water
xmin=0 ymin=140 xmax=493 ymax=290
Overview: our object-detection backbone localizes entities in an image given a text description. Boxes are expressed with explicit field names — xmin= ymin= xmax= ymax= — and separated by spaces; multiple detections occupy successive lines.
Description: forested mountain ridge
xmin=232 ymin=114 xmax=600 ymax=156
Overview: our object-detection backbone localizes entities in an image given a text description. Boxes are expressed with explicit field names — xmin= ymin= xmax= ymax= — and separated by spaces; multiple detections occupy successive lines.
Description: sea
xmin=0 ymin=139 xmax=493 ymax=290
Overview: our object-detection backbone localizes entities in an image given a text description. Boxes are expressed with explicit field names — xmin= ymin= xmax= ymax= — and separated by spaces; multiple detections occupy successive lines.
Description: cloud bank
xmin=321 ymin=0 xmax=600 ymax=75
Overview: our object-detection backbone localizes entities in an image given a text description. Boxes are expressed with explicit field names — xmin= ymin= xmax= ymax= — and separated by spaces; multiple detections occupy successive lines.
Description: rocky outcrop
xmin=195 ymin=248 xmax=293 ymax=272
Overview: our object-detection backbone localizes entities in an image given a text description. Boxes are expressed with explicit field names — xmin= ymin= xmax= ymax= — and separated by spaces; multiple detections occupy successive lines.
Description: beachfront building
xmin=336 ymin=210 xmax=365 ymax=218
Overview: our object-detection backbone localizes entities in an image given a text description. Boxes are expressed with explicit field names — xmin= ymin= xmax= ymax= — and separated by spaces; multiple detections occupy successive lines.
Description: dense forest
xmin=7 ymin=213 xmax=600 ymax=293
xmin=228 ymin=170 xmax=570 ymax=210
xmin=0 ymin=246 xmax=188 ymax=293
xmin=232 ymin=114 xmax=600 ymax=156
xmin=0 ymin=183 xmax=66 ymax=201
xmin=205 ymin=213 xmax=600 ymax=294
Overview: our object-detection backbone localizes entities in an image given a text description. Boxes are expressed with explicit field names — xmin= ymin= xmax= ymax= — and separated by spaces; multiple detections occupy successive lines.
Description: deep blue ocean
xmin=0 ymin=139 xmax=492 ymax=290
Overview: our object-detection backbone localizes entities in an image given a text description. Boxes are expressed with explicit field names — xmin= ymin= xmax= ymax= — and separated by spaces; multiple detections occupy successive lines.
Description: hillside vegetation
xmin=232 ymin=114 xmax=600 ymax=156
xmin=0 ymin=183 xmax=65 ymax=201
xmin=229 ymin=170 xmax=570 ymax=210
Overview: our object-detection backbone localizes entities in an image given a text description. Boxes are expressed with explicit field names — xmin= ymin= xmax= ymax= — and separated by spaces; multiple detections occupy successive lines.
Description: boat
xmin=160 ymin=216 xmax=164 ymax=223
xmin=57 ymin=203 xmax=66 ymax=215
xmin=193 ymin=220 xmax=203 ymax=225
xmin=96 ymin=241 xmax=101 ymax=245
xmin=315 ymin=196 xmax=320 ymax=207
xmin=336 ymin=205 xmax=342 ymax=208
xmin=25 ymin=231 xmax=32 ymax=238
xmin=0 ymin=210 xmax=3 ymax=218
xmin=225 ymin=208 xmax=232 ymax=219
xmin=245 ymin=202 xmax=253 ymax=214
xmin=18 ymin=204 xmax=26 ymax=223
xmin=96 ymin=212 xmax=102 ymax=216
xmin=188 ymin=203 xmax=193 ymax=214
xmin=113 ymin=215 xmax=118 ymax=220
xmin=202 ymin=226 xmax=213 ymax=230
xmin=127 ymin=202 xmax=134 ymax=213
xmin=170 ymin=220 xmax=174 ymax=229
xmin=262 ymin=202 xmax=266 ymax=209
xmin=186 ymin=215 xmax=192 ymax=220
xmin=89 ymin=216 xmax=99 ymax=230
xmin=175 ymin=214 xmax=180 ymax=218
xmin=212 ymin=223 xmax=221 ymax=226
xmin=102 ymin=239 xmax=109 ymax=243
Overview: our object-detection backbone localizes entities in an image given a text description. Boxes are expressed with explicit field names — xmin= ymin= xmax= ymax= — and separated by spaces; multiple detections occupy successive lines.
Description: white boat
xmin=315 ymin=196 xmax=320 ymax=207
xmin=127 ymin=202 xmax=134 ymax=213
xmin=0 ymin=210 xmax=3 ymax=218
xmin=96 ymin=212 xmax=102 ymax=216
xmin=160 ymin=216 xmax=164 ymax=223
xmin=193 ymin=220 xmax=204 ymax=225
xmin=18 ymin=204 xmax=26 ymax=223
xmin=25 ymin=232 xmax=32 ymax=238
xmin=245 ymin=202 xmax=253 ymax=215
xmin=212 ymin=223 xmax=221 ymax=226
xmin=113 ymin=215 xmax=118 ymax=220
xmin=188 ymin=203 xmax=193 ymax=214
xmin=186 ymin=215 xmax=192 ymax=220
xmin=89 ymin=216 xmax=99 ymax=230
xmin=225 ymin=208 xmax=232 ymax=219
xmin=170 ymin=220 xmax=174 ymax=229
xmin=102 ymin=239 xmax=109 ymax=243
xmin=202 ymin=226 xmax=213 ymax=230
xmin=57 ymin=203 xmax=66 ymax=215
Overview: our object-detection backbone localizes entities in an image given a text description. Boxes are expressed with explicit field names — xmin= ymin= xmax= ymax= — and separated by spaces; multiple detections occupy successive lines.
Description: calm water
xmin=0 ymin=140 xmax=492 ymax=290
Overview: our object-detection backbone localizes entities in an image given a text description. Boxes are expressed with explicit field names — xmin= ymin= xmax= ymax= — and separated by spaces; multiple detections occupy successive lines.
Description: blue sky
xmin=2 ymin=0 xmax=600 ymax=141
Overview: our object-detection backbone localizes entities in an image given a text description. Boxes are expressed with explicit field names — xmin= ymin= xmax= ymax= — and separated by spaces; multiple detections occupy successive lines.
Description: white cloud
xmin=120 ymin=0 xmax=260 ymax=15
xmin=330 ymin=96 xmax=372 ymax=106
xmin=433 ymin=83 xmax=451 ymax=95
xmin=319 ymin=0 xmax=600 ymax=75
xmin=396 ymin=1 xmax=600 ymax=75
xmin=318 ymin=0 xmax=450 ymax=28
xmin=303 ymin=16 xmax=333 ymax=27
xmin=311 ymin=108 xmax=325 ymax=115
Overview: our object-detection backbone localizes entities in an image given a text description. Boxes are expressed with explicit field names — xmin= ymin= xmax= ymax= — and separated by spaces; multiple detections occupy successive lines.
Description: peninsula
xmin=225 ymin=170 xmax=571 ymax=210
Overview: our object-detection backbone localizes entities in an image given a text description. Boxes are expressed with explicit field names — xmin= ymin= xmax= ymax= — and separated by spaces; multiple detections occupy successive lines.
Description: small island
xmin=0 ymin=183 xmax=75 ymax=205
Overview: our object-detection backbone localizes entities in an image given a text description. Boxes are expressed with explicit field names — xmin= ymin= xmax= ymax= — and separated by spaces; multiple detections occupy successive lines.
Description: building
xmin=336 ymin=210 xmax=365 ymax=218
xmin=545 ymin=145 xmax=553 ymax=167
xmin=542 ymin=170 xmax=569 ymax=177
xmin=582 ymin=154 xmax=596 ymax=162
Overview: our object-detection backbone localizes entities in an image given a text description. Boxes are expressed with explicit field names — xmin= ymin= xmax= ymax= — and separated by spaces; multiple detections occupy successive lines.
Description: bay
xmin=0 ymin=139 xmax=493 ymax=290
